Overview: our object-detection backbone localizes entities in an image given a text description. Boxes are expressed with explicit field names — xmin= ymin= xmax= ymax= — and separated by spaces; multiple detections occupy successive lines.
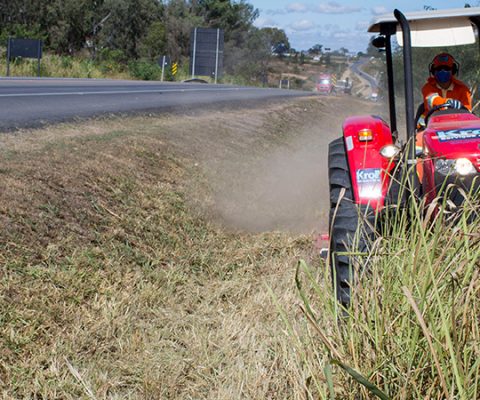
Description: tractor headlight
xmin=435 ymin=158 xmax=476 ymax=176
xmin=380 ymin=145 xmax=401 ymax=159
xmin=455 ymin=158 xmax=477 ymax=176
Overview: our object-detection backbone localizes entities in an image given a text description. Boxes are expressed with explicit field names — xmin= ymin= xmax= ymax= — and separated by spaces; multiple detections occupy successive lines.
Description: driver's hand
xmin=446 ymin=99 xmax=463 ymax=109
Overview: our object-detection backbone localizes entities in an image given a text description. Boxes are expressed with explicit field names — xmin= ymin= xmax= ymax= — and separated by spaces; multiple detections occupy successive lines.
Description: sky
xmin=252 ymin=1 xmax=479 ymax=53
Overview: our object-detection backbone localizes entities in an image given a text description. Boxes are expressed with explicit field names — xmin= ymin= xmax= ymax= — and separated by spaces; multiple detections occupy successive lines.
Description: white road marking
xmin=0 ymin=87 xmax=267 ymax=98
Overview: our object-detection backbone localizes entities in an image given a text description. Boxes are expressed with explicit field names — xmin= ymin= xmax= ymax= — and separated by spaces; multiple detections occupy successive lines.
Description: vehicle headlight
xmin=455 ymin=158 xmax=477 ymax=176
xmin=435 ymin=158 xmax=477 ymax=176
xmin=380 ymin=144 xmax=401 ymax=159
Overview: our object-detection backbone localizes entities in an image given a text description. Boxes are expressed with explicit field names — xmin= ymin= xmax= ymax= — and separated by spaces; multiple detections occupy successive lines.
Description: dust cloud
xmin=205 ymin=97 xmax=384 ymax=234
xmin=213 ymin=128 xmax=330 ymax=233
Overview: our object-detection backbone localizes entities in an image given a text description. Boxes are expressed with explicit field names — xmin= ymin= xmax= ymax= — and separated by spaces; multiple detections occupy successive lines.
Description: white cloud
xmin=288 ymin=26 xmax=371 ymax=52
xmin=266 ymin=2 xmax=362 ymax=16
xmin=254 ymin=16 xmax=280 ymax=28
xmin=333 ymin=31 xmax=349 ymax=39
xmin=265 ymin=8 xmax=286 ymax=16
xmin=290 ymin=19 xmax=316 ymax=31
xmin=371 ymin=6 xmax=389 ymax=16
xmin=315 ymin=2 xmax=362 ymax=14
xmin=286 ymin=2 xmax=309 ymax=12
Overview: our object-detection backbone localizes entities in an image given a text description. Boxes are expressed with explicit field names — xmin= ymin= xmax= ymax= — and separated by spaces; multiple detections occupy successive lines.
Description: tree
xmin=194 ymin=0 xmax=259 ymax=43
xmin=308 ymin=44 xmax=323 ymax=55
xmin=0 ymin=0 xmax=295 ymax=84
xmin=259 ymin=27 xmax=290 ymax=55
xmin=299 ymin=51 xmax=305 ymax=65
xmin=138 ymin=21 xmax=167 ymax=60
xmin=99 ymin=0 xmax=162 ymax=59
xmin=162 ymin=0 xmax=202 ymax=62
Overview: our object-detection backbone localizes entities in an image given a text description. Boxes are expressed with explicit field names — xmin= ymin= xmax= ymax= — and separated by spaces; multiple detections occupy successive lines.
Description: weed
xmin=293 ymin=184 xmax=480 ymax=399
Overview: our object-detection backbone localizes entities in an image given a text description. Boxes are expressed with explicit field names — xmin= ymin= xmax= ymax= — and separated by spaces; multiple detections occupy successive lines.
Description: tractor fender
xmin=342 ymin=115 xmax=395 ymax=210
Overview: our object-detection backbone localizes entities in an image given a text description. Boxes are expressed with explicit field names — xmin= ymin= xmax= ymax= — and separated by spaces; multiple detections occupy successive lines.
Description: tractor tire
xmin=328 ymin=137 xmax=374 ymax=307
xmin=385 ymin=161 xmax=407 ymax=208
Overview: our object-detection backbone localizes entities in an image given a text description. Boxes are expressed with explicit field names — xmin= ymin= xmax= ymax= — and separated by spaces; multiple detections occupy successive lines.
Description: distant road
xmin=351 ymin=58 xmax=378 ymax=93
xmin=0 ymin=78 xmax=309 ymax=130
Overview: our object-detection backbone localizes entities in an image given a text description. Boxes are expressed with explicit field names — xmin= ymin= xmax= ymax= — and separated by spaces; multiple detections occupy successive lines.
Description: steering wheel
xmin=424 ymin=102 xmax=470 ymax=125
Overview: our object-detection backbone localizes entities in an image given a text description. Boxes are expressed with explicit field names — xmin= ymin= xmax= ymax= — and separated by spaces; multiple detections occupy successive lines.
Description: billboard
xmin=8 ymin=38 xmax=43 ymax=59
xmin=189 ymin=28 xmax=224 ymax=81
xmin=6 ymin=38 xmax=43 ymax=77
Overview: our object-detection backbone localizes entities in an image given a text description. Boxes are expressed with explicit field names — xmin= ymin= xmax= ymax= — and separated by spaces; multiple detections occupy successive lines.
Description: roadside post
xmin=214 ymin=28 xmax=220 ymax=84
xmin=191 ymin=28 xmax=197 ymax=79
xmin=158 ymin=55 xmax=171 ymax=82
xmin=171 ymin=62 xmax=178 ymax=80
xmin=161 ymin=56 xmax=166 ymax=82
xmin=6 ymin=38 xmax=43 ymax=77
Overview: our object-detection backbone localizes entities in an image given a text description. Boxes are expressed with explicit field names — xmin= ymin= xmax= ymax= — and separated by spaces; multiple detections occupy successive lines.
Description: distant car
xmin=316 ymin=74 xmax=335 ymax=95
xmin=370 ymin=91 xmax=379 ymax=101
xmin=335 ymin=79 xmax=353 ymax=95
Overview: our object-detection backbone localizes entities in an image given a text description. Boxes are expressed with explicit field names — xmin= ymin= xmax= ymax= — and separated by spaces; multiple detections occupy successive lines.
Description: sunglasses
xmin=434 ymin=66 xmax=452 ymax=72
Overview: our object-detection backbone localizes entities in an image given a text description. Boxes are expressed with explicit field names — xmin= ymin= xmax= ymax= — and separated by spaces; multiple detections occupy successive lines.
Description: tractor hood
xmin=424 ymin=113 xmax=480 ymax=167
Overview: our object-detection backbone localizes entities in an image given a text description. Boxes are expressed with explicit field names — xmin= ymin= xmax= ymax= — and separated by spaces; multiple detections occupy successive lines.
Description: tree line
xmin=0 ymin=0 xmax=290 ymax=80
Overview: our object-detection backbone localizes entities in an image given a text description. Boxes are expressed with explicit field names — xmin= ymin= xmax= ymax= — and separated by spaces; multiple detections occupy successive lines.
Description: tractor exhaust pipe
xmin=394 ymin=9 xmax=415 ymax=143
xmin=394 ymin=9 xmax=419 ymax=193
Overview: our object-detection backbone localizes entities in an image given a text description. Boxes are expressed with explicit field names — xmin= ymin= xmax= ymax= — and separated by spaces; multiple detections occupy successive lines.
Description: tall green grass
xmin=0 ymin=53 xmax=132 ymax=79
xmin=292 ymin=175 xmax=480 ymax=399
xmin=0 ymin=47 xmax=278 ymax=86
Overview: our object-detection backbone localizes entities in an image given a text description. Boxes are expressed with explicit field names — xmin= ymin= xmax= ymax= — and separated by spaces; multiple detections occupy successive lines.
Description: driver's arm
xmin=422 ymin=84 xmax=442 ymax=112
xmin=424 ymin=92 xmax=449 ymax=111
xmin=459 ymin=88 xmax=472 ymax=111
xmin=422 ymin=84 xmax=472 ymax=111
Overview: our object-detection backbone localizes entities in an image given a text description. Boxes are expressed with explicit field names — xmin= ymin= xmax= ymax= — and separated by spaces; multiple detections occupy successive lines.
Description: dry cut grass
xmin=1 ymin=97 xmax=369 ymax=399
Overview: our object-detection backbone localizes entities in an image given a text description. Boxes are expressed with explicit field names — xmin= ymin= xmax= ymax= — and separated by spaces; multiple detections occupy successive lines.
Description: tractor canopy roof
xmin=368 ymin=7 xmax=480 ymax=47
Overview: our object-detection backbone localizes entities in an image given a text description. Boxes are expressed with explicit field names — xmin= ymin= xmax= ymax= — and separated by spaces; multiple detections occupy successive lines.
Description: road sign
xmin=172 ymin=63 xmax=178 ymax=76
xmin=279 ymin=79 xmax=290 ymax=89
xmin=190 ymin=28 xmax=224 ymax=83
xmin=7 ymin=38 xmax=43 ymax=77
xmin=158 ymin=55 xmax=171 ymax=67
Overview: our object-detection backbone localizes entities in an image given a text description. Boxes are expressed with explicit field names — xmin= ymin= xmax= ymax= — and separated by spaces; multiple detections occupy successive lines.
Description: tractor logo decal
xmin=356 ymin=168 xmax=382 ymax=199
xmin=437 ymin=128 xmax=480 ymax=142
xmin=356 ymin=168 xmax=381 ymax=184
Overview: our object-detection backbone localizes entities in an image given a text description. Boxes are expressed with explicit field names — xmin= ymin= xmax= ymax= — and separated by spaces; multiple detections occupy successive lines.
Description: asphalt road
xmin=0 ymin=78 xmax=308 ymax=130
xmin=351 ymin=59 xmax=378 ymax=93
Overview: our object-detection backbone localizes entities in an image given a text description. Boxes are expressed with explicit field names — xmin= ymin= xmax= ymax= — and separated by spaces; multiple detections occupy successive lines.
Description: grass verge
xmin=293 ymin=177 xmax=480 ymax=399
xmin=0 ymin=96 xmax=386 ymax=398
xmin=0 ymin=99 xmax=340 ymax=398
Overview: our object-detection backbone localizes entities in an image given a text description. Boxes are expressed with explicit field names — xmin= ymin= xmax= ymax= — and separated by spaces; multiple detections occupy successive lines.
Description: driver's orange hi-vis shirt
xmin=422 ymin=76 xmax=472 ymax=111
xmin=417 ymin=76 xmax=472 ymax=182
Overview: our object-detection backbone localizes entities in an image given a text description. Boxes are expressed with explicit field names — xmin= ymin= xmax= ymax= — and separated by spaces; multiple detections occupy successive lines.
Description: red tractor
xmin=328 ymin=8 xmax=480 ymax=306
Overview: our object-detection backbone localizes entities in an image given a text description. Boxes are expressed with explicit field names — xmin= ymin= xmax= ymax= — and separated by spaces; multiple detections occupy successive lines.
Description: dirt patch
xmin=0 ymin=95 xmax=382 ymax=398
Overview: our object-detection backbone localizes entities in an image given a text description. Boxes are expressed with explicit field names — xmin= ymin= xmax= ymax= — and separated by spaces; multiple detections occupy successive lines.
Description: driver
xmin=422 ymin=52 xmax=472 ymax=113
xmin=417 ymin=53 xmax=472 ymax=181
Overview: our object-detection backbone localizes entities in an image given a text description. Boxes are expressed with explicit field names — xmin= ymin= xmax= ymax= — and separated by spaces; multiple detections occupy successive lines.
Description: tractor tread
xmin=328 ymin=137 xmax=376 ymax=306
